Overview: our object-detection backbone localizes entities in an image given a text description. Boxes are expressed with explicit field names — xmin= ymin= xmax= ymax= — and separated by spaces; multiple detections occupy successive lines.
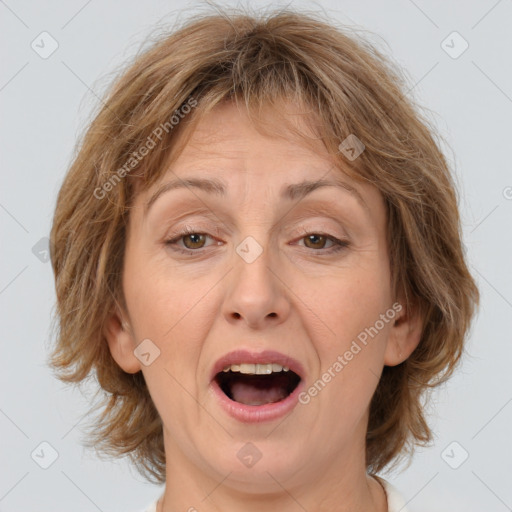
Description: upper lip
xmin=210 ymin=349 xmax=306 ymax=382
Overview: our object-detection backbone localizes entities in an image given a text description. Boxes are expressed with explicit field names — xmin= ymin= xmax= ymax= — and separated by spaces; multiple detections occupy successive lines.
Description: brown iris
xmin=303 ymin=234 xmax=329 ymax=249
xmin=182 ymin=233 xmax=207 ymax=249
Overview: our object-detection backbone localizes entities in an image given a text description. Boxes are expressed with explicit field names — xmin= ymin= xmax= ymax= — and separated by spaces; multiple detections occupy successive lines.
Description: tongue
xmin=230 ymin=377 xmax=289 ymax=406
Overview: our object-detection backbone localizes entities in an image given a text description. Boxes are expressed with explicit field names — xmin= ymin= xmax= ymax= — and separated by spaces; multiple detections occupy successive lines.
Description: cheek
xmin=125 ymin=269 xmax=220 ymax=430
xmin=302 ymin=275 xmax=392 ymax=439
xmin=124 ymin=254 xmax=214 ymax=338
xmin=295 ymin=259 xmax=392 ymax=346
xmin=124 ymin=261 xmax=221 ymax=394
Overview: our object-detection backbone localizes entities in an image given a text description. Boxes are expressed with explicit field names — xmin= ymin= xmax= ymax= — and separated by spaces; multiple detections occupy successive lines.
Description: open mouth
xmin=214 ymin=365 xmax=302 ymax=406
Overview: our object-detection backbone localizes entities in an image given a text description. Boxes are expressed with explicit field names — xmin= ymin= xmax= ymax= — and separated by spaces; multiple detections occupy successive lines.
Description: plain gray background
xmin=1 ymin=1 xmax=511 ymax=511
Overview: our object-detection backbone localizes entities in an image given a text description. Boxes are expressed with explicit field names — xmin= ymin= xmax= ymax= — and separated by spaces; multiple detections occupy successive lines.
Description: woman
xmin=49 ymin=9 xmax=479 ymax=511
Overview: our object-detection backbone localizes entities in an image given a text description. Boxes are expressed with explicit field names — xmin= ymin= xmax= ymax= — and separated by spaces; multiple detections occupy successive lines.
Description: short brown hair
xmin=49 ymin=8 xmax=479 ymax=483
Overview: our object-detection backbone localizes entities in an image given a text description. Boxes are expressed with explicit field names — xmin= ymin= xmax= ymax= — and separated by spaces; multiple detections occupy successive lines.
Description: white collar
xmin=376 ymin=476 xmax=410 ymax=512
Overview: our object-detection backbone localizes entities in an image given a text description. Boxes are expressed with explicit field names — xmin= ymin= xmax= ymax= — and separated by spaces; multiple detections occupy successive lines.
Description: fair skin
xmin=105 ymin=101 xmax=423 ymax=512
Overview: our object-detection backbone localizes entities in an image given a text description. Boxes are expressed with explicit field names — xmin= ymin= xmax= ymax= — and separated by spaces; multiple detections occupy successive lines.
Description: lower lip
xmin=210 ymin=378 xmax=304 ymax=423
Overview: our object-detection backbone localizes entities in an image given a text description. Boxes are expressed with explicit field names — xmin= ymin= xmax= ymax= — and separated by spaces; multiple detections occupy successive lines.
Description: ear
xmin=103 ymin=306 xmax=142 ymax=374
xmin=384 ymin=296 xmax=424 ymax=366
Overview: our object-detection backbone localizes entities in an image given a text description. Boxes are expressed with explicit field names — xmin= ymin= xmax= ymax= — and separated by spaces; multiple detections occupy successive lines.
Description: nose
xmin=222 ymin=242 xmax=291 ymax=330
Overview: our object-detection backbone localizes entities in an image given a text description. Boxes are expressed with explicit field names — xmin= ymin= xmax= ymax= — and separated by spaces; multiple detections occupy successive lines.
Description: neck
xmin=157 ymin=431 xmax=388 ymax=512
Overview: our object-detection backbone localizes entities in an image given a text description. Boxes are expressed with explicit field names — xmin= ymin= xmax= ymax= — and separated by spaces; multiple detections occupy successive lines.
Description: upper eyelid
xmin=165 ymin=213 xmax=350 ymax=234
xmin=155 ymin=202 xmax=356 ymax=230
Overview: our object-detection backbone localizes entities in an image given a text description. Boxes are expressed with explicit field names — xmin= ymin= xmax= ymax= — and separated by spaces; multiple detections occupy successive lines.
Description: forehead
xmin=179 ymin=100 xmax=330 ymax=161
xmin=138 ymin=102 xmax=350 ymax=205
xmin=131 ymin=97 xmax=367 ymax=201
xmin=131 ymin=99 xmax=378 ymax=218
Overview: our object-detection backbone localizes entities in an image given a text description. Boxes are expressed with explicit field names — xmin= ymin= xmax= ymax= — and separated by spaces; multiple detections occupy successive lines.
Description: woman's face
xmin=107 ymin=101 xmax=414 ymax=493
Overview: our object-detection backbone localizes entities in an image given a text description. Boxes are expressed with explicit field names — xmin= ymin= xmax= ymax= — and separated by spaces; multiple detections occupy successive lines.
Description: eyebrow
xmin=144 ymin=175 xmax=369 ymax=215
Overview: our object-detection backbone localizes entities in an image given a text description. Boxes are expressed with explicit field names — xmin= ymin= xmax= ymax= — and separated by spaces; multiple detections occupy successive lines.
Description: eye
xmin=295 ymin=232 xmax=350 ymax=253
xmin=180 ymin=232 xmax=208 ymax=250
xmin=302 ymin=234 xmax=332 ymax=250
xmin=164 ymin=227 xmax=350 ymax=255
xmin=164 ymin=226 xmax=219 ymax=253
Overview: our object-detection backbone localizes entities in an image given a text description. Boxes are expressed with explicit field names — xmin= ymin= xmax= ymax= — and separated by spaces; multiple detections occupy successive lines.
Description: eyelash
xmin=164 ymin=226 xmax=350 ymax=255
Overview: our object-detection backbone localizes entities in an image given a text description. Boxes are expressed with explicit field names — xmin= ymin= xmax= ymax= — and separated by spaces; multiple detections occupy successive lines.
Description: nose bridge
xmin=222 ymin=233 xmax=290 ymax=328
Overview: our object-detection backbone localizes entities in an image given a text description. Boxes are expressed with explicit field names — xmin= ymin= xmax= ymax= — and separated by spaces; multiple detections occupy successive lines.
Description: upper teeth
xmin=222 ymin=363 xmax=290 ymax=374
